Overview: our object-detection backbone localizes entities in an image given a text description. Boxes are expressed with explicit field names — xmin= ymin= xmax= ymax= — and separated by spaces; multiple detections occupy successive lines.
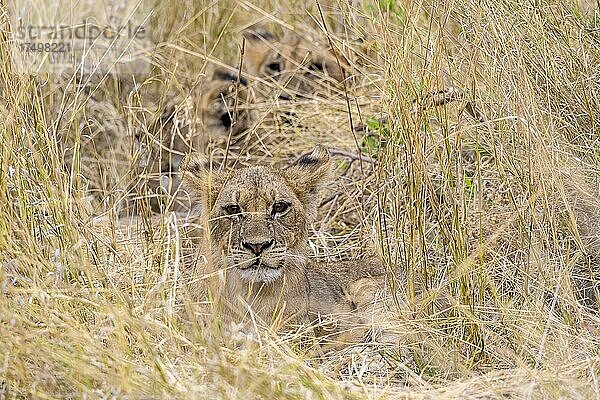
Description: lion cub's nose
xmin=242 ymin=240 xmax=274 ymax=256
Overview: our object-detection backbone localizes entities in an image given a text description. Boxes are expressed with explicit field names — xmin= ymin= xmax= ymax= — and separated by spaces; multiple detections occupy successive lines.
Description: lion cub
xmin=180 ymin=146 xmax=385 ymax=344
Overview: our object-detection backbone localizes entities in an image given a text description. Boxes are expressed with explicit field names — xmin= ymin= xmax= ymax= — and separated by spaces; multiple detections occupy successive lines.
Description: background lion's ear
xmin=242 ymin=26 xmax=277 ymax=42
xmin=179 ymin=153 xmax=223 ymax=209
xmin=211 ymin=67 xmax=248 ymax=87
xmin=284 ymin=145 xmax=331 ymax=215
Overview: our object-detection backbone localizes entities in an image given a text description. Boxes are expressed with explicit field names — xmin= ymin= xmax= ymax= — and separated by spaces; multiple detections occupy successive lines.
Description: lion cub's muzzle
xmin=230 ymin=217 xmax=286 ymax=283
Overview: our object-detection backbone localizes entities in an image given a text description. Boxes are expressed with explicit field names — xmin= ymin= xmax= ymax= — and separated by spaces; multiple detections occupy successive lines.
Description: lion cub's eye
xmin=223 ymin=204 xmax=242 ymax=215
xmin=219 ymin=112 xmax=232 ymax=129
xmin=309 ymin=62 xmax=323 ymax=72
xmin=272 ymin=201 xmax=290 ymax=215
xmin=266 ymin=62 xmax=282 ymax=73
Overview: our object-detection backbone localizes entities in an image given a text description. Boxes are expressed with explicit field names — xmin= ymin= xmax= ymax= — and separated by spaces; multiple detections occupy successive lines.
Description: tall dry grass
xmin=1 ymin=0 xmax=599 ymax=398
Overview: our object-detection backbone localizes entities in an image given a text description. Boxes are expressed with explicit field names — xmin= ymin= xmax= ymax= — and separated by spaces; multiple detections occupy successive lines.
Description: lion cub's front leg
xmin=307 ymin=259 xmax=386 ymax=349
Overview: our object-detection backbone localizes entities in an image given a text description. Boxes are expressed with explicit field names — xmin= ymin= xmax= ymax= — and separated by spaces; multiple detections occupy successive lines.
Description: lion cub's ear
xmin=242 ymin=26 xmax=278 ymax=43
xmin=210 ymin=67 xmax=248 ymax=87
xmin=284 ymin=145 xmax=331 ymax=213
xmin=179 ymin=152 xmax=223 ymax=209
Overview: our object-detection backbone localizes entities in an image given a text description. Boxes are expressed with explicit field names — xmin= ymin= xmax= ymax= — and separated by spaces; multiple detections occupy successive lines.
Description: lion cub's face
xmin=181 ymin=146 xmax=330 ymax=284
xmin=243 ymin=28 xmax=346 ymax=98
